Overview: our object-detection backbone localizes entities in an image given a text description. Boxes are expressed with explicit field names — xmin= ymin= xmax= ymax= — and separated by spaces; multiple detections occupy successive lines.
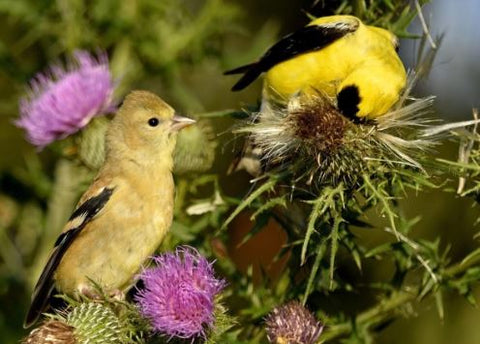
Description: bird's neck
xmin=103 ymin=149 xmax=174 ymax=181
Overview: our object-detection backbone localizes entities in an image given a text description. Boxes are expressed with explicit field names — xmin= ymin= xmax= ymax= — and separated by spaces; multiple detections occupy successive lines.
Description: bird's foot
xmin=78 ymin=284 xmax=125 ymax=301
xmin=78 ymin=284 xmax=103 ymax=300
xmin=109 ymin=289 xmax=125 ymax=301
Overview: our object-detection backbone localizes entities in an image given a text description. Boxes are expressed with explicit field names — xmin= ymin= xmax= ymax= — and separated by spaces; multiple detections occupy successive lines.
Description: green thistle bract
xmin=22 ymin=302 xmax=139 ymax=344
xmin=66 ymin=302 xmax=131 ymax=344
xmin=174 ymin=119 xmax=217 ymax=175
xmin=78 ymin=116 xmax=110 ymax=170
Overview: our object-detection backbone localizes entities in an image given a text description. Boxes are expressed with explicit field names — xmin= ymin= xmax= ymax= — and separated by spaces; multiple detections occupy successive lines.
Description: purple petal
xmin=15 ymin=50 xmax=116 ymax=149
xmin=135 ymin=246 xmax=226 ymax=339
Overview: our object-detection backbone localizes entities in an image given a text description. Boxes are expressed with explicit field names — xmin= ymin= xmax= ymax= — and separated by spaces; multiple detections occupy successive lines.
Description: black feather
xmin=230 ymin=64 xmax=264 ymax=91
xmin=67 ymin=187 xmax=114 ymax=223
xmin=24 ymin=187 xmax=114 ymax=328
xmin=337 ymin=85 xmax=361 ymax=122
xmin=226 ymin=20 xmax=359 ymax=91
xmin=223 ymin=62 xmax=258 ymax=75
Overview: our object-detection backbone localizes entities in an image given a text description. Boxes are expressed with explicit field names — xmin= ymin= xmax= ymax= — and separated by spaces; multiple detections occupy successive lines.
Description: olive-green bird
xmin=25 ymin=90 xmax=195 ymax=327
xmin=225 ymin=15 xmax=407 ymax=119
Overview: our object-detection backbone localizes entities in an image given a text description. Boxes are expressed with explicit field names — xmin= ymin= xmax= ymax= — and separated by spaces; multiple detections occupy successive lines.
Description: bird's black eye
xmin=148 ymin=117 xmax=160 ymax=127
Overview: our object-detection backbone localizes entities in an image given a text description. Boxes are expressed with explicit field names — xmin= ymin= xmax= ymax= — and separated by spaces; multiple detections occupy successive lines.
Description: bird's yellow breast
xmin=54 ymin=167 xmax=174 ymax=295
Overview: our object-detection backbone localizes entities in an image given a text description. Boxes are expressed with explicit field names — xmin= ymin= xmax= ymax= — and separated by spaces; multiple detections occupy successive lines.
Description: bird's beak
xmin=170 ymin=114 xmax=196 ymax=132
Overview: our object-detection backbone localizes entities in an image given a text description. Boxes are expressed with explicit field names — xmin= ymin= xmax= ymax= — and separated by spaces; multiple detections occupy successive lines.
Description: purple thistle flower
xmin=15 ymin=50 xmax=116 ymax=149
xmin=265 ymin=301 xmax=324 ymax=344
xmin=135 ymin=246 xmax=226 ymax=339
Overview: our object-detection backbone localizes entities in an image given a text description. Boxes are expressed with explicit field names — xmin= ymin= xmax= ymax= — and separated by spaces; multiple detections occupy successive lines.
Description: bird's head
xmin=105 ymin=90 xmax=195 ymax=167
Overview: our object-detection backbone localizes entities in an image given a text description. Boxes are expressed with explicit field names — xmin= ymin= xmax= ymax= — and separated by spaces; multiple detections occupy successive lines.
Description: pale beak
xmin=170 ymin=114 xmax=196 ymax=132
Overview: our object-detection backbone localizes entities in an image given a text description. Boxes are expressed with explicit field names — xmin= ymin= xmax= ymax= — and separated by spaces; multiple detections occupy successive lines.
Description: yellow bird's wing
xmin=224 ymin=18 xmax=359 ymax=91
xmin=24 ymin=185 xmax=115 ymax=328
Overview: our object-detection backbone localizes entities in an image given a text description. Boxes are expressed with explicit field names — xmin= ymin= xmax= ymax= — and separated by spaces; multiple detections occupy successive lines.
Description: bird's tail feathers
xmin=24 ymin=283 xmax=55 ymax=328
xmin=225 ymin=63 xmax=263 ymax=91
xmin=223 ymin=62 xmax=258 ymax=75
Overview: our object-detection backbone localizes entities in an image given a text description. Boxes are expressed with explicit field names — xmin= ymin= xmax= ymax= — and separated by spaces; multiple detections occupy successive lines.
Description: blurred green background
xmin=1 ymin=0 xmax=479 ymax=343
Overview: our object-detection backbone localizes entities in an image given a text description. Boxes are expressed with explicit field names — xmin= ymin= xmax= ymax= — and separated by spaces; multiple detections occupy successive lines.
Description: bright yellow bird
xmin=25 ymin=90 xmax=195 ymax=327
xmin=225 ymin=15 xmax=407 ymax=119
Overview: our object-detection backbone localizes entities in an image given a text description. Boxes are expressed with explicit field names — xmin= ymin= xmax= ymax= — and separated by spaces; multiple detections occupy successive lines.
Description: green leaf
xmin=329 ymin=217 xmax=343 ymax=290
xmin=301 ymin=184 xmax=345 ymax=264
xmin=302 ymin=239 xmax=327 ymax=304
xmin=221 ymin=177 xmax=277 ymax=230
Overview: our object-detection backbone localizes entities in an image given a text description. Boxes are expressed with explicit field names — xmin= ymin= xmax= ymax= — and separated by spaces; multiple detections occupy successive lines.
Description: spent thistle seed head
xmin=15 ymin=50 xmax=116 ymax=149
xmin=265 ymin=301 xmax=323 ymax=344
xmin=22 ymin=320 xmax=76 ymax=344
xmin=288 ymin=93 xmax=348 ymax=153
xmin=238 ymin=88 xmax=437 ymax=188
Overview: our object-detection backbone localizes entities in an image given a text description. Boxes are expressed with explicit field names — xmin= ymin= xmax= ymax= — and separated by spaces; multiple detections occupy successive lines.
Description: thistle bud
xmin=265 ymin=301 xmax=323 ymax=344
xmin=77 ymin=116 xmax=109 ymax=169
xmin=66 ymin=302 xmax=130 ymax=344
xmin=174 ymin=119 xmax=217 ymax=175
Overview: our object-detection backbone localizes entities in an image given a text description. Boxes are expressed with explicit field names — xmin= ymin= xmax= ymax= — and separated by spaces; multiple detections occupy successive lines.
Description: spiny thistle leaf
xmin=361 ymin=173 xmax=399 ymax=237
xmin=303 ymin=240 xmax=327 ymax=304
xmin=250 ymin=196 xmax=287 ymax=220
xmin=329 ymin=216 xmax=343 ymax=289
xmin=301 ymin=184 xmax=345 ymax=265
xmin=222 ymin=176 xmax=278 ymax=229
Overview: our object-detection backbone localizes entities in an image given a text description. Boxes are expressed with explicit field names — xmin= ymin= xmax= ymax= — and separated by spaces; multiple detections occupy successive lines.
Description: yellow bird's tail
xmin=224 ymin=62 xmax=263 ymax=91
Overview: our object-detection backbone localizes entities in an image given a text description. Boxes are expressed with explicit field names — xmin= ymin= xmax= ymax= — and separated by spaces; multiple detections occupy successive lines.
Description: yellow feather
xmin=263 ymin=15 xmax=407 ymax=118
xmin=25 ymin=90 xmax=195 ymax=326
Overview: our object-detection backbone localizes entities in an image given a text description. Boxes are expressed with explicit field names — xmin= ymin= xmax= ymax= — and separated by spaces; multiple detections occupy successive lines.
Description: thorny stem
xmin=320 ymin=251 xmax=480 ymax=342
xmin=457 ymin=108 xmax=479 ymax=194
xmin=444 ymin=251 xmax=480 ymax=278
xmin=414 ymin=0 xmax=437 ymax=49
xmin=384 ymin=227 xmax=438 ymax=283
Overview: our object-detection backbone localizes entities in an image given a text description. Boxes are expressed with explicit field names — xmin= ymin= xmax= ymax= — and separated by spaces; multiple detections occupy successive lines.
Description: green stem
xmin=0 ymin=228 xmax=26 ymax=280
xmin=444 ymin=251 xmax=480 ymax=277
xmin=352 ymin=0 xmax=366 ymax=18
